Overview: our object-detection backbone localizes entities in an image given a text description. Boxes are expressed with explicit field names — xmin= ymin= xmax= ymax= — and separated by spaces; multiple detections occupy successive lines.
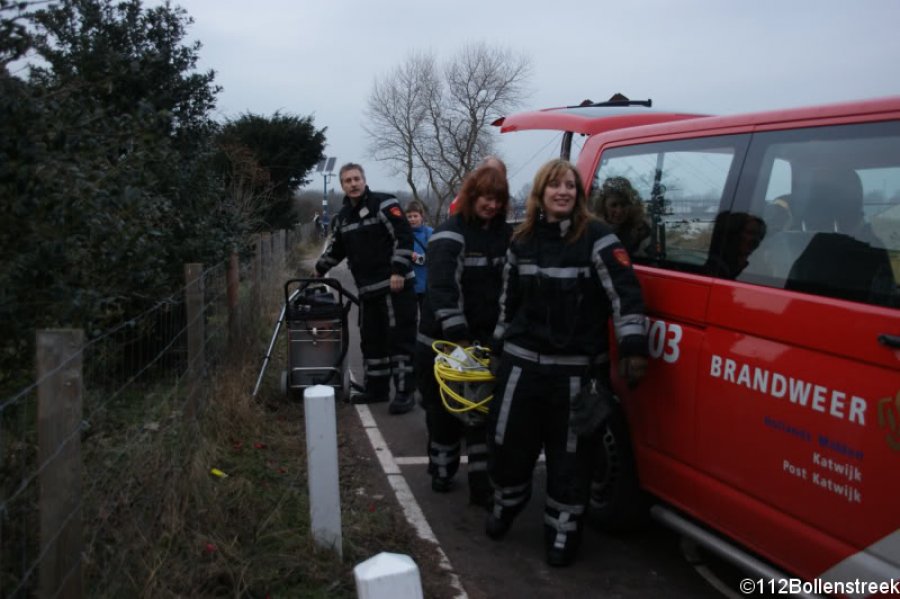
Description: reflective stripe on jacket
xmin=315 ymin=187 xmax=414 ymax=297
xmin=494 ymin=218 xmax=648 ymax=363
xmin=419 ymin=214 xmax=512 ymax=345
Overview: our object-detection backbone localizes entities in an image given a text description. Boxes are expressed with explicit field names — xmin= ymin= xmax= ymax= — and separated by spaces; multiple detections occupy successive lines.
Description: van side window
xmin=737 ymin=122 xmax=900 ymax=308
xmin=591 ymin=135 xmax=748 ymax=273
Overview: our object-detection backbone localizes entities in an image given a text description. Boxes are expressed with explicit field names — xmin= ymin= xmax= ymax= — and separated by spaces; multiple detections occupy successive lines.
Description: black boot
xmin=350 ymin=390 xmax=389 ymax=404
xmin=546 ymin=545 xmax=577 ymax=567
xmin=544 ymin=526 xmax=581 ymax=567
xmin=485 ymin=508 xmax=514 ymax=540
xmin=431 ymin=475 xmax=453 ymax=493
xmin=389 ymin=392 xmax=415 ymax=414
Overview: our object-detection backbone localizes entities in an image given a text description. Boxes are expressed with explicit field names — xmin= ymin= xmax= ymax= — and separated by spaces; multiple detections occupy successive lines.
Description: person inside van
xmin=592 ymin=176 xmax=653 ymax=258
xmin=486 ymin=159 xmax=649 ymax=567
xmin=705 ymin=211 xmax=767 ymax=279
xmin=787 ymin=168 xmax=895 ymax=305
xmin=820 ymin=176 xmax=887 ymax=249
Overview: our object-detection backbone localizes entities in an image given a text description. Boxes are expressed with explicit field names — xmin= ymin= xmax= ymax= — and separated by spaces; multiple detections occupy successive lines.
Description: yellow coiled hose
xmin=431 ymin=340 xmax=494 ymax=415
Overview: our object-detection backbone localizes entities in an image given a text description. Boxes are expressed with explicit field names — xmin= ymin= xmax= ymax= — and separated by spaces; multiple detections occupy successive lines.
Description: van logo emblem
xmin=877 ymin=391 xmax=900 ymax=452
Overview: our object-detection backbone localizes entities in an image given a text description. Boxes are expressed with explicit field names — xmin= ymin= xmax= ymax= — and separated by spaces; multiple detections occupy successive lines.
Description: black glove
xmin=488 ymin=355 xmax=501 ymax=377
xmin=619 ymin=356 xmax=648 ymax=388
xmin=570 ymin=378 xmax=614 ymax=436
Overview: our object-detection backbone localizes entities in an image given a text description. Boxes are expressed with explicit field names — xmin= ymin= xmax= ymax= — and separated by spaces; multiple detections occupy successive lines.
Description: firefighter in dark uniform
xmin=416 ymin=166 xmax=513 ymax=506
xmin=315 ymin=163 xmax=417 ymax=414
xmin=486 ymin=159 xmax=649 ymax=566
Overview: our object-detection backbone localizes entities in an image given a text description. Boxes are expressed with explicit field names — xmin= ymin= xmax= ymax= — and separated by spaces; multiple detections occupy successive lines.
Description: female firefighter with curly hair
xmin=415 ymin=164 xmax=513 ymax=508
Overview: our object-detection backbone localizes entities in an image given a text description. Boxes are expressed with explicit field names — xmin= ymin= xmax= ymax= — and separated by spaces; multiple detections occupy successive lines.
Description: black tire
xmin=588 ymin=400 xmax=648 ymax=531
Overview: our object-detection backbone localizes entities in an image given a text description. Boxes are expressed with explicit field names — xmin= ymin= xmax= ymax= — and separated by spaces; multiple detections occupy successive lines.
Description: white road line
xmin=395 ymin=456 xmax=432 ymax=466
xmin=354 ymin=402 xmax=468 ymax=599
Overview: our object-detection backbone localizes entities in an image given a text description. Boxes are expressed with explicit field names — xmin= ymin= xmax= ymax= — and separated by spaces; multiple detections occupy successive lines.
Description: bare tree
xmin=365 ymin=51 xmax=434 ymax=205
xmin=365 ymin=42 xmax=531 ymax=223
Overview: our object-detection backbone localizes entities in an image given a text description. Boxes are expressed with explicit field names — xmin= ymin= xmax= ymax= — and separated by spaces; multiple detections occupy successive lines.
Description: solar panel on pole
xmin=322 ymin=156 xmax=336 ymax=222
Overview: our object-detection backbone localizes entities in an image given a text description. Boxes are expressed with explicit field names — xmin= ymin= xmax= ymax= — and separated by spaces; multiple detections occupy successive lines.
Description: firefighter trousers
xmin=487 ymin=357 xmax=596 ymax=555
xmin=415 ymin=347 xmax=490 ymax=498
xmin=359 ymin=286 xmax=417 ymax=397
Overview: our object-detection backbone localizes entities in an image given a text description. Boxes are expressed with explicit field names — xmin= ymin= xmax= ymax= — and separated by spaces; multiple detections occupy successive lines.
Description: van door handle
xmin=878 ymin=334 xmax=900 ymax=348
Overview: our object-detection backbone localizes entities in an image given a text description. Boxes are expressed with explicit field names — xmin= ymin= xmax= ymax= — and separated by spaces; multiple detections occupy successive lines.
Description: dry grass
xmin=78 ymin=237 xmax=453 ymax=598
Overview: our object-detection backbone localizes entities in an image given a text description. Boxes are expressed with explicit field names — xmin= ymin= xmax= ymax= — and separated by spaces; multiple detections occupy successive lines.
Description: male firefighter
xmin=315 ymin=163 xmax=417 ymax=414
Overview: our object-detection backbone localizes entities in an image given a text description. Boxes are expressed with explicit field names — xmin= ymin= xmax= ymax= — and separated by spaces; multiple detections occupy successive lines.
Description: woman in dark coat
xmin=415 ymin=166 xmax=513 ymax=507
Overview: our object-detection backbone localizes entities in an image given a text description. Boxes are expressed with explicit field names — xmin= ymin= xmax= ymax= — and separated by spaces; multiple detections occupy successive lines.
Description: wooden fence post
xmin=274 ymin=230 xmax=285 ymax=273
xmin=227 ymin=251 xmax=240 ymax=352
xmin=184 ymin=263 xmax=205 ymax=415
xmin=260 ymin=232 xmax=272 ymax=313
xmin=37 ymin=329 xmax=84 ymax=599
xmin=252 ymin=234 xmax=262 ymax=321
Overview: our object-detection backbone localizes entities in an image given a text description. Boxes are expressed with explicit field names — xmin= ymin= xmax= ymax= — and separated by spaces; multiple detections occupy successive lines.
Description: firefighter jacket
xmin=315 ymin=187 xmax=414 ymax=298
xmin=418 ymin=214 xmax=513 ymax=346
xmin=493 ymin=217 xmax=648 ymax=371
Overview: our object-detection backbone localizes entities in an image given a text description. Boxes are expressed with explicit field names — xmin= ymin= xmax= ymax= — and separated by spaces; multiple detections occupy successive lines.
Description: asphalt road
xmin=323 ymin=263 xmax=730 ymax=599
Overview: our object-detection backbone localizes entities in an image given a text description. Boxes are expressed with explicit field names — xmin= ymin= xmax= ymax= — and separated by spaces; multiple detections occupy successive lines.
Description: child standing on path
xmin=406 ymin=201 xmax=433 ymax=310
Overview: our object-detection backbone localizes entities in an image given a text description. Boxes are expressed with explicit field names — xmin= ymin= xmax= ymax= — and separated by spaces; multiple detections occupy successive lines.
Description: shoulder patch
xmin=613 ymin=247 xmax=632 ymax=267
xmin=389 ymin=206 xmax=403 ymax=218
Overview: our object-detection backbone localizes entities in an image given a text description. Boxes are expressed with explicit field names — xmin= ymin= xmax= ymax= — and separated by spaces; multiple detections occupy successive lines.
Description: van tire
xmin=588 ymin=403 xmax=648 ymax=531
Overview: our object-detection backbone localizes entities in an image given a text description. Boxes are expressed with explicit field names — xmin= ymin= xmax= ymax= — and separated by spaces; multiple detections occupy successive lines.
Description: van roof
xmin=492 ymin=104 xmax=706 ymax=135
xmin=493 ymin=96 xmax=900 ymax=138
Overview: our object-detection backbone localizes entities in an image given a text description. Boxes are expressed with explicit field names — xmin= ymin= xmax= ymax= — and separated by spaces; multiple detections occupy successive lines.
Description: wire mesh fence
xmin=0 ymin=229 xmax=306 ymax=598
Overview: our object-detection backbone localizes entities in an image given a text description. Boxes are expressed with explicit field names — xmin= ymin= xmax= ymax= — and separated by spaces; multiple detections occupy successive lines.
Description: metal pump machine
xmin=252 ymin=277 xmax=357 ymax=401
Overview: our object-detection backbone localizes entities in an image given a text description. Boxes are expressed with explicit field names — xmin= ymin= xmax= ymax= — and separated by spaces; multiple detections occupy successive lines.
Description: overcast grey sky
xmin=166 ymin=0 xmax=900 ymax=196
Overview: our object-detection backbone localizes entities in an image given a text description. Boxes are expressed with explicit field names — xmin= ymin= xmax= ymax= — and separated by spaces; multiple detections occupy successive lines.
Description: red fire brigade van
xmin=495 ymin=96 xmax=900 ymax=593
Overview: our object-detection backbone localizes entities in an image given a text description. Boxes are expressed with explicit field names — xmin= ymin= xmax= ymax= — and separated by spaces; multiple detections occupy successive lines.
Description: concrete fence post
xmin=303 ymin=385 xmax=342 ymax=558
xmin=37 ymin=329 xmax=84 ymax=599
xmin=354 ymin=552 xmax=423 ymax=599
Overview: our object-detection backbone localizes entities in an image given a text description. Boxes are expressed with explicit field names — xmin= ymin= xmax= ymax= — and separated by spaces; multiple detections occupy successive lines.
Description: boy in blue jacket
xmin=406 ymin=201 xmax=433 ymax=311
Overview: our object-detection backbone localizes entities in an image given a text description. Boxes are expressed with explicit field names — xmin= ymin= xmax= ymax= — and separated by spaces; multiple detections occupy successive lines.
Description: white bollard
xmin=304 ymin=384 xmax=342 ymax=558
xmin=354 ymin=552 xmax=423 ymax=599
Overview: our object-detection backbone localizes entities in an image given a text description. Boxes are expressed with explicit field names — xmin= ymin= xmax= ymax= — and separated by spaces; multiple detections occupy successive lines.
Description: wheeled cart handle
xmin=284 ymin=277 xmax=359 ymax=307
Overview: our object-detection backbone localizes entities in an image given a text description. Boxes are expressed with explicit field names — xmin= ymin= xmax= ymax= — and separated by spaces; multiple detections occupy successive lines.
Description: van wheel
xmin=589 ymin=403 xmax=648 ymax=531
